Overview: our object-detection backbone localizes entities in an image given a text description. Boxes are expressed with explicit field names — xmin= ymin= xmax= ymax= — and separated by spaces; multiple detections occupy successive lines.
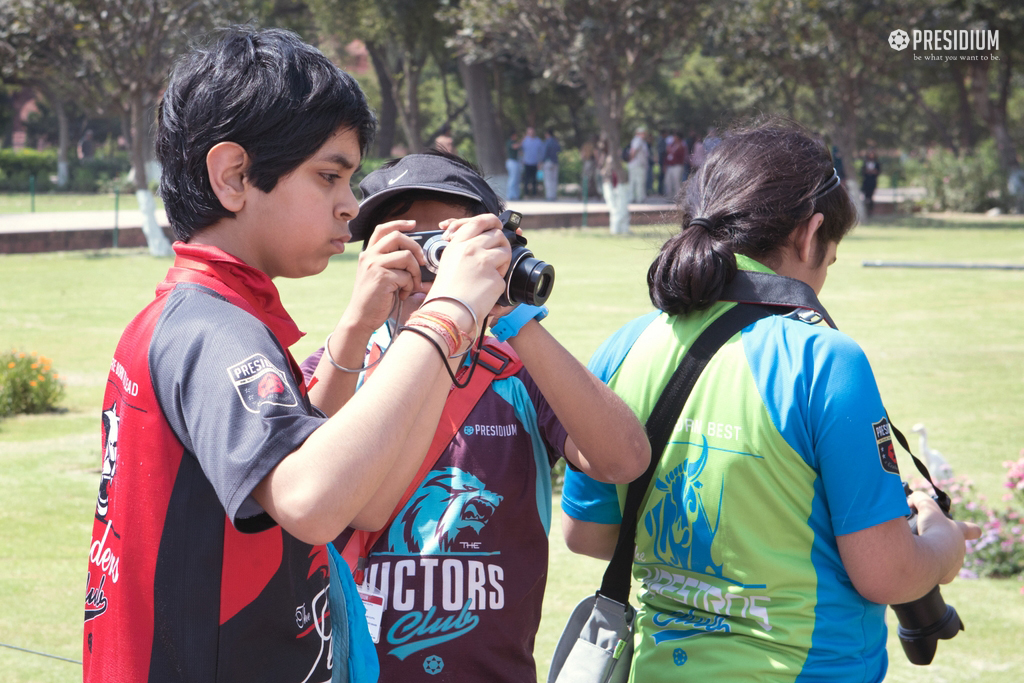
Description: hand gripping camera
xmin=408 ymin=209 xmax=555 ymax=307
xmin=890 ymin=483 xmax=964 ymax=665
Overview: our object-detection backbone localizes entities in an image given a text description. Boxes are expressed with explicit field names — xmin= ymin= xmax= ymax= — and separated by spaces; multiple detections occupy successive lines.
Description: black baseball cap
xmin=348 ymin=153 xmax=503 ymax=242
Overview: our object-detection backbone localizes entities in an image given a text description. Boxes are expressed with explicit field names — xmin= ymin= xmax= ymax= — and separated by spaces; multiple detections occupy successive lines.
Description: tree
xmin=310 ymin=0 xmax=451 ymax=153
xmin=713 ymin=0 xmax=910 ymax=211
xmin=451 ymin=0 xmax=706 ymax=233
xmin=0 ymin=0 xmax=85 ymax=187
xmin=73 ymin=0 xmax=240 ymax=256
xmin=3 ymin=0 xmax=236 ymax=255
xmin=948 ymin=0 xmax=1022 ymax=175
xmin=456 ymin=58 xmax=505 ymax=177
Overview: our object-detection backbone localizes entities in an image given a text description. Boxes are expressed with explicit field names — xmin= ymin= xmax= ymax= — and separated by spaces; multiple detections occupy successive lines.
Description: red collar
xmin=161 ymin=242 xmax=304 ymax=349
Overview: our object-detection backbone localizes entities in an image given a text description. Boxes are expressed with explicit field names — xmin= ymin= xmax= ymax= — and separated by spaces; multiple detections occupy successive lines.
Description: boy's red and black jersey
xmin=84 ymin=243 xmax=333 ymax=683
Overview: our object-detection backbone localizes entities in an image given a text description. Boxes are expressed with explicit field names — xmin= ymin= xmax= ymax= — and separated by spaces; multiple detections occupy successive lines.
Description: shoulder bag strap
xmin=599 ymin=303 xmax=777 ymax=602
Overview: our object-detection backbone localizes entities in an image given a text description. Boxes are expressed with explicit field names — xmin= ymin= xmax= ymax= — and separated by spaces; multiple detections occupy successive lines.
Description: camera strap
xmin=720 ymin=269 xmax=836 ymax=328
xmin=720 ymin=269 xmax=952 ymax=511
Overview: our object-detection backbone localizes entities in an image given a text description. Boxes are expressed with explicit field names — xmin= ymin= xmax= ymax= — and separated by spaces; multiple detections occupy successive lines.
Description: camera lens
xmin=503 ymin=248 xmax=555 ymax=306
xmin=891 ymin=586 xmax=964 ymax=665
xmin=421 ymin=235 xmax=447 ymax=274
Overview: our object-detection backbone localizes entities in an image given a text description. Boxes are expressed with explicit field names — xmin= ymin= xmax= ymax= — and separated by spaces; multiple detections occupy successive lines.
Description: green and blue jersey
xmin=562 ymin=259 xmax=909 ymax=683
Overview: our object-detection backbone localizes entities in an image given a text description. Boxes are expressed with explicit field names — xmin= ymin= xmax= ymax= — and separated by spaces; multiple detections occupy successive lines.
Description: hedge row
xmin=0 ymin=148 xmax=131 ymax=193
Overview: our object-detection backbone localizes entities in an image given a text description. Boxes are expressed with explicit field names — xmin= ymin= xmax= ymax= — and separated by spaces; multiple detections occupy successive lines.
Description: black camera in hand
xmin=890 ymin=484 xmax=964 ymax=665
xmin=407 ymin=209 xmax=555 ymax=307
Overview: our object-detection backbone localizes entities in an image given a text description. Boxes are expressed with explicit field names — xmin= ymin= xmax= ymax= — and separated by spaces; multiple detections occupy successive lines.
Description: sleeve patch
xmin=227 ymin=353 xmax=298 ymax=413
xmin=873 ymin=418 xmax=900 ymax=475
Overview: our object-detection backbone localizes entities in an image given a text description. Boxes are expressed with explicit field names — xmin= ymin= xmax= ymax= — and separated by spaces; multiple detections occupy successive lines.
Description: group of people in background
xmin=594 ymin=125 xmax=721 ymax=204
xmin=506 ymin=126 xmax=561 ymax=201
xmin=506 ymin=124 xmax=720 ymax=205
xmin=504 ymin=124 xmax=886 ymax=221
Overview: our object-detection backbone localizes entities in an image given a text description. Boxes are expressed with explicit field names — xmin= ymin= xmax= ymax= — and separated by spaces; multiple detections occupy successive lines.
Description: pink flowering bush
xmin=913 ymin=453 xmax=1024 ymax=580
xmin=1006 ymin=456 xmax=1024 ymax=505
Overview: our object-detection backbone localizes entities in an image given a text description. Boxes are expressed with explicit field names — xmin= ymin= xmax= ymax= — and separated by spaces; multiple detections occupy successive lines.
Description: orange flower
xmin=29 ymin=381 xmax=37 ymax=387
xmin=31 ymin=363 xmax=39 ymax=369
xmin=37 ymin=375 xmax=45 ymax=382
xmin=6 ymin=362 xmax=13 ymax=369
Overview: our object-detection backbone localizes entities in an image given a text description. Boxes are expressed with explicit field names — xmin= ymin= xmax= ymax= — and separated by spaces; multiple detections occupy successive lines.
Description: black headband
xmin=812 ymin=168 xmax=842 ymax=201
xmin=688 ymin=217 xmax=713 ymax=230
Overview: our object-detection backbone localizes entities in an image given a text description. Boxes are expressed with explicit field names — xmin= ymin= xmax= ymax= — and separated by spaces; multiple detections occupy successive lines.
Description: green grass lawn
xmin=0 ymin=192 xmax=162 ymax=214
xmin=1 ymin=214 xmax=1022 ymax=681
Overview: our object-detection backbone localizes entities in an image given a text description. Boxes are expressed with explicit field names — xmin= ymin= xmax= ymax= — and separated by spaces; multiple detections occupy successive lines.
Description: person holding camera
xmin=83 ymin=28 xmax=518 ymax=683
xmin=301 ymin=149 xmax=650 ymax=682
xmin=560 ymin=121 xmax=980 ymax=682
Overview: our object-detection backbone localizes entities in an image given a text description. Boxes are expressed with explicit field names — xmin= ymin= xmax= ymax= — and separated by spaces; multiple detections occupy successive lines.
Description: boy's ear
xmin=792 ymin=212 xmax=825 ymax=265
xmin=206 ymin=142 xmax=250 ymax=212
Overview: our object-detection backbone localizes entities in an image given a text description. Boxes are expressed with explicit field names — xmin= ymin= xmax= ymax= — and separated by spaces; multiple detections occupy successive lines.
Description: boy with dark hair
xmin=84 ymin=29 xmax=512 ymax=683
xmin=301 ymin=149 xmax=650 ymax=682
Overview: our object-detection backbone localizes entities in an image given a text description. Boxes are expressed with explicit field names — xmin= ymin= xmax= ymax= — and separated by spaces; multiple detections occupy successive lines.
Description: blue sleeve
xmin=561 ymin=467 xmax=621 ymax=523
xmin=559 ymin=312 xmax=659 ymax=524
xmin=744 ymin=318 xmax=910 ymax=536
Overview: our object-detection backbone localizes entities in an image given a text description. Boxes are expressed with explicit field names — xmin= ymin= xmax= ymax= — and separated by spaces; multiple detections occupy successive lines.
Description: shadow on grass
xmin=865 ymin=213 xmax=1024 ymax=230
xmin=80 ymin=248 xmax=155 ymax=260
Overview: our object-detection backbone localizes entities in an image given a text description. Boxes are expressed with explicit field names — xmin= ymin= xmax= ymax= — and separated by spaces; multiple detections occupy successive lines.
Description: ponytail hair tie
xmin=688 ymin=217 xmax=713 ymax=231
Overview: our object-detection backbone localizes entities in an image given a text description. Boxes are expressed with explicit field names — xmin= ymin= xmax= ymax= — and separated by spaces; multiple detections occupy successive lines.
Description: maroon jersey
xmin=84 ymin=243 xmax=332 ymax=682
xmin=306 ymin=328 xmax=569 ymax=682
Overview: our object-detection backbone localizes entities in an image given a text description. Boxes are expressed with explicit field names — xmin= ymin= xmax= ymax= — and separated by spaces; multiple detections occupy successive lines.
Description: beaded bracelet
xmin=397 ymin=322 xmax=485 ymax=390
xmin=408 ymin=310 xmax=471 ymax=357
xmin=403 ymin=315 xmax=458 ymax=357
xmin=421 ymin=295 xmax=479 ymax=336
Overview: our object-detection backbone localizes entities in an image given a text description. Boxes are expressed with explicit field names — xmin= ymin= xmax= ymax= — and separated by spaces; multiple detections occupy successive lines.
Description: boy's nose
xmin=336 ymin=186 xmax=359 ymax=222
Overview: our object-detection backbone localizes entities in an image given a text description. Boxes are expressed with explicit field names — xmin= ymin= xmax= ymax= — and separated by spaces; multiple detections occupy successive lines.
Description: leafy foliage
xmin=0 ymin=147 xmax=131 ymax=192
xmin=918 ymin=139 xmax=1008 ymax=212
xmin=0 ymin=349 xmax=65 ymax=417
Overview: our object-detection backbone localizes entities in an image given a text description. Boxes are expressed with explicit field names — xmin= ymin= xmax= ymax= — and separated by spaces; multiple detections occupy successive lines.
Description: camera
xmin=407 ymin=209 xmax=555 ymax=307
xmin=890 ymin=484 xmax=964 ymax=665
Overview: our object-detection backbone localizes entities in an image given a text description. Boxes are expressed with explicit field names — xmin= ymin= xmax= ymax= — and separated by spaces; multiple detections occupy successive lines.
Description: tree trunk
xmin=365 ymin=41 xmax=398 ymax=158
xmin=950 ymin=64 xmax=976 ymax=153
xmin=969 ymin=61 xmax=1020 ymax=173
xmin=457 ymin=57 xmax=505 ymax=178
xmin=394 ymin=59 xmax=425 ymax=153
xmin=129 ymin=92 xmax=171 ymax=256
xmin=830 ymin=84 xmax=865 ymax=221
xmin=586 ymin=76 xmax=629 ymax=234
xmin=54 ymin=93 xmax=70 ymax=188
xmin=992 ymin=51 xmax=1020 ymax=173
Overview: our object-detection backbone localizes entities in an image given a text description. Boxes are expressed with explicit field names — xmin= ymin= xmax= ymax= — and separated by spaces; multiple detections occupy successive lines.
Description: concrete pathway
xmin=0 ymin=189 xmax=920 ymax=254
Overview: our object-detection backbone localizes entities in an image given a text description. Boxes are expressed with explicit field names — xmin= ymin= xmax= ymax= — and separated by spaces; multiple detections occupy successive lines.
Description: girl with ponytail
xmin=559 ymin=120 xmax=978 ymax=683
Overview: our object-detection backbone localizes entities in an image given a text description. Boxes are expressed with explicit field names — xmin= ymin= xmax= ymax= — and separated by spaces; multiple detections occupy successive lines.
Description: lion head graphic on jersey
xmin=96 ymin=402 xmax=120 ymax=518
xmin=387 ymin=467 xmax=502 ymax=555
xmin=644 ymin=435 xmax=725 ymax=579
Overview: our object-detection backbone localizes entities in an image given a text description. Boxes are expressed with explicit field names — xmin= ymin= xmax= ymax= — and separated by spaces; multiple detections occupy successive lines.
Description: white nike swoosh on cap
xmin=387 ymin=170 xmax=409 ymax=185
